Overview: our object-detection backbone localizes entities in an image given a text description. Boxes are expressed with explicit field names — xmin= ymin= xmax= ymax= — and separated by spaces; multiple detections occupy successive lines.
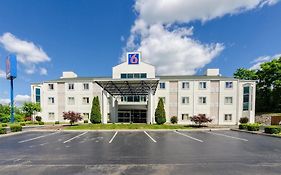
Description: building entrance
xmin=118 ymin=110 xmax=147 ymax=123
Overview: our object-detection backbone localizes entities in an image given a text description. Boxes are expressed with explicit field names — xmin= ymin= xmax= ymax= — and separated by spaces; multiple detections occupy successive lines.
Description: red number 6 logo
xmin=130 ymin=54 xmax=139 ymax=64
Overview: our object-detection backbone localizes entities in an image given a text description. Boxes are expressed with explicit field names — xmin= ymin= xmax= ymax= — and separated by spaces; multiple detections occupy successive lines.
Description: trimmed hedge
xmin=20 ymin=122 xmax=26 ymax=126
xmin=0 ymin=127 xmax=7 ymax=134
xmin=247 ymin=123 xmax=260 ymax=131
xmin=84 ymin=120 xmax=88 ymax=123
xmin=264 ymin=126 xmax=281 ymax=134
xmin=38 ymin=121 xmax=44 ymax=125
xmin=10 ymin=124 xmax=22 ymax=132
xmin=1 ymin=123 xmax=8 ymax=127
xmin=239 ymin=123 xmax=248 ymax=130
xmin=55 ymin=121 xmax=60 ymax=124
xmin=170 ymin=116 xmax=178 ymax=124
xmin=239 ymin=117 xmax=249 ymax=124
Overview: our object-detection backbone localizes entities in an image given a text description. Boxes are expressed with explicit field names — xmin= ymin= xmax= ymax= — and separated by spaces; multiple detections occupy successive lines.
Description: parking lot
xmin=1 ymin=130 xmax=281 ymax=175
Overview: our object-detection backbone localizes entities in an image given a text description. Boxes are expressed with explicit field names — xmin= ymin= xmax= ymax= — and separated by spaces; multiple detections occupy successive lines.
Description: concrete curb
xmin=0 ymin=130 xmax=29 ymax=138
xmin=231 ymin=129 xmax=281 ymax=139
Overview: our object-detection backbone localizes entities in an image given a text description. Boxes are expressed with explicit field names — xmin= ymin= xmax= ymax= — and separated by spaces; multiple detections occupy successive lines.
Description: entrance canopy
xmin=95 ymin=79 xmax=159 ymax=96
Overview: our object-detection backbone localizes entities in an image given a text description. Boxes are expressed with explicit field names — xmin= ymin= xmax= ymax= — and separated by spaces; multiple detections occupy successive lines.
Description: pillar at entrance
xmin=102 ymin=90 xmax=108 ymax=124
xmin=147 ymin=90 xmax=154 ymax=124
xmin=114 ymin=99 xmax=118 ymax=123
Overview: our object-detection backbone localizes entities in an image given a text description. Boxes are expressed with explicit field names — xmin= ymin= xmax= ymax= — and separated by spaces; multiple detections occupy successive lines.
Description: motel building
xmin=31 ymin=52 xmax=256 ymax=125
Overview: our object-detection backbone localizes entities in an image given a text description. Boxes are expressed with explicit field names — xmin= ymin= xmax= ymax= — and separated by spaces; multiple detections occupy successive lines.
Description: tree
xmin=90 ymin=96 xmax=101 ymax=123
xmin=63 ymin=111 xmax=82 ymax=125
xmin=190 ymin=114 xmax=212 ymax=126
xmin=155 ymin=98 xmax=166 ymax=124
xmin=233 ymin=68 xmax=258 ymax=80
xmin=22 ymin=102 xmax=41 ymax=119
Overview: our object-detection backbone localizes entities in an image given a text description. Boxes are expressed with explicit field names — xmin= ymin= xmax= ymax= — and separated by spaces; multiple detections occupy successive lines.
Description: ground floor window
xmin=48 ymin=112 xmax=55 ymax=120
xmin=224 ymin=114 xmax=232 ymax=121
xmin=182 ymin=114 xmax=189 ymax=120
xmin=83 ymin=113 xmax=89 ymax=120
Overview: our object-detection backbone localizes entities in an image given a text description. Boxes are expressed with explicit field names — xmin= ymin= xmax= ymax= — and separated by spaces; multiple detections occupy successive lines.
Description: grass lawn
xmin=64 ymin=123 xmax=195 ymax=130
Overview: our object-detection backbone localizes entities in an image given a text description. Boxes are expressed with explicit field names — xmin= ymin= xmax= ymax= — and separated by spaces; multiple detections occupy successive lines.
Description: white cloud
xmin=0 ymin=98 xmax=10 ymax=105
xmin=39 ymin=67 xmax=48 ymax=75
xmin=250 ymin=54 xmax=281 ymax=70
xmin=0 ymin=69 xmax=5 ymax=78
xmin=0 ymin=32 xmax=50 ymax=75
xmin=123 ymin=0 xmax=279 ymax=75
xmin=0 ymin=94 xmax=31 ymax=105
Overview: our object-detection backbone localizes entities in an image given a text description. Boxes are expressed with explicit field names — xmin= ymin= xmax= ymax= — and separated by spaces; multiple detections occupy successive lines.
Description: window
xmin=48 ymin=97 xmax=55 ymax=104
xmin=82 ymin=97 xmax=90 ymax=104
xmin=121 ymin=74 xmax=127 ymax=79
xmin=225 ymin=97 xmax=233 ymax=105
xmin=140 ymin=73 xmax=147 ymax=78
xmin=159 ymin=82 xmax=166 ymax=89
xmin=68 ymin=97 xmax=75 ymax=105
xmin=83 ymin=83 xmax=89 ymax=90
xmin=134 ymin=73 xmax=140 ymax=78
xmin=48 ymin=112 xmax=55 ymax=120
xmin=83 ymin=113 xmax=89 ymax=120
xmin=199 ymin=82 xmax=207 ymax=89
xmin=121 ymin=73 xmax=147 ymax=79
xmin=182 ymin=97 xmax=189 ymax=104
xmin=224 ymin=114 xmax=232 ymax=121
xmin=68 ymin=83 xmax=74 ymax=90
xmin=48 ymin=84 xmax=54 ymax=90
xmin=199 ymin=97 xmax=207 ymax=104
xmin=182 ymin=114 xmax=189 ymax=120
xmin=128 ymin=74 xmax=133 ymax=78
xmin=225 ymin=82 xmax=233 ymax=89
xmin=159 ymin=97 xmax=165 ymax=104
xmin=243 ymin=86 xmax=250 ymax=111
xmin=182 ymin=82 xmax=190 ymax=89
xmin=121 ymin=95 xmax=146 ymax=102
xmin=35 ymin=88 xmax=40 ymax=103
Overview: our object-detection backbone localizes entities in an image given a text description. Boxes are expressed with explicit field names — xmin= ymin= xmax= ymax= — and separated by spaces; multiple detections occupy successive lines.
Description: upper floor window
xmin=120 ymin=73 xmax=147 ymax=79
xmin=243 ymin=86 xmax=250 ymax=111
xmin=159 ymin=82 xmax=166 ymax=89
xmin=199 ymin=82 xmax=207 ymax=89
xmin=35 ymin=88 xmax=40 ymax=103
xmin=225 ymin=97 xmax=233 ymax=104
xmin=199 ymin=97 xmax=207 ymax=104
xmin=48 ymin=84 xmax=54 ymax=90
xmin=83 ymin=83 xmax=89 ymax=90
xmin=182 ymin=97 xmax=189 ymax=104
xmin=68 ymin=83 xmax=74 ymax=90
xmin=82 ymin=97 xmax=90 ymax=104
xmin=48 ymin=97 xmax=55 ymax=104
xmin=225 ymin=82 xmax=233 ymax=89
xmin=68 ymin=97 xmax=75 ymax=105
xmin=182 ymin=82 xmax=190 ymax=89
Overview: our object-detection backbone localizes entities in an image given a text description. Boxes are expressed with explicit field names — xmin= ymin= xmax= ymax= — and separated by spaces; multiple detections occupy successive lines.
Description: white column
xmin=147 ymin=90 xmax=154 ymax=124
xmin=102 ymin=90 xmax=108 ymax=124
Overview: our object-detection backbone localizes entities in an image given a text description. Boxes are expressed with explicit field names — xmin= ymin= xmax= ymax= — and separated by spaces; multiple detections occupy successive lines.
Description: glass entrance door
xmin=118 ymin=110 xmax=147 ymax=123
xmin=118 ymin=111 xmax=131 ymax=123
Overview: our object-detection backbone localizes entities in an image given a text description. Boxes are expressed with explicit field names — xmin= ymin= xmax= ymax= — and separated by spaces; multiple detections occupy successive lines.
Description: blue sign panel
xmin=6 ymin=54 xmax=17 ymax=80
xmin=128 ymin=53 xmax=140 ymax=64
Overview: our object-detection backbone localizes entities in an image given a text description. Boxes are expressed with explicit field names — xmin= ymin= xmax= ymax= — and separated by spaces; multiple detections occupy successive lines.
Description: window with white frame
xmin=182 ymin=114 xmax=189 ymax=120
xmin=199 ymin=97 xmax=207 ymax=104
xmin=83 ymin=83 xmax=89 ymax=90
xmin=159 ymin=97 xmax=165 ymax=104
xmin=199 ymin=82 xmax=207 ymax=89
xmin=224 ymin=114 xmax=232 ymax=121
xmin=48 ymin=97 xmax=55 ymax=104
xmin=68 ymin=83 xmax=74 ymax=90
xmin=48 ymin=112 xmax=55 ymax=120
xmin=83 ymin=113 xmax=89 ymax=120
xmin=82 ymin=97 xmax=90 ymax=104
xmin=225 ymin=82 xmax=233 ymax=89
xmin=225 ymin=97 xmax=233 ymax=104
xmin=68 ymin=97 xmax=75 ymax=105
xmin=182 ymin=97 xmax=189 ymax=104
xmin=182 ymin=82 xmax=190 ymax=89
xmin=48 ymin=84 xmax=54 ymax=90
xmin=159 ymin=82 xmax=166 ymax=89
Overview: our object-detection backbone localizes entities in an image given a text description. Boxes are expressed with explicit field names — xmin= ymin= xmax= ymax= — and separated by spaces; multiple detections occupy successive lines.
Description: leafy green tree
xmin=22 ymin=102 xmax=41 ymax=118
xmin=90 ymin=96 xmax=101 ymax=123
xmin=233 ymin=68 xmax=258 ymax=80
xmin=155 ymin=98 xmax=166 ymax=124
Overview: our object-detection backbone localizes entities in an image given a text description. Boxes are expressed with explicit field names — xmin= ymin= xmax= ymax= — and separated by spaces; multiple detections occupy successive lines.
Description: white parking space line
xmin=144 ymin=131 xmax=157 ymax=143
xmin=205 ymin=131 xmax=248 ymax=142
xmin=174 ymin=131 xmax=203 ymax=143
xmin=109 ymin=131 xmax=118 ymax=143
xmin=63 ymin=132 xmax=88 ymax=144
xmin=18 ymin=132 xmax=59 ymax=143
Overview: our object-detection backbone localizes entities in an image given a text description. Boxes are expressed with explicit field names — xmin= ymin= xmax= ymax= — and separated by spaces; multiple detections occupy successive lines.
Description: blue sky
xmin=0 ymin=0 xmax=281 ymax=104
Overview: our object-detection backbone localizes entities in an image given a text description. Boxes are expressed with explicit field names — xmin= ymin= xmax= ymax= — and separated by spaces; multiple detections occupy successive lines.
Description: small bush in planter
xmin=1 ymin=123 xmax=8 ymax=127
xmin=239 ymin=123 xmax=248 ymax=130
xmin=170 ymin=116 xmax=178 ymax=124
xmin=247 ymin=123 xmax=260 ymax=131
xmin=35 ymin=116 xmax=42 ymax=122
xmin=0 ymin=127 xmax=7 ymax=134
xmin=84 ymin=120 xmax=88 ymax=123
xmin=38 ymin=121 xmax=44 ymax=125
xmin=264 ymin=126 xmax=281 ymax=134
xmin=10 ymin=124 xmax=22 ymax=132
xmin=239 ymin=117 xmax=249 ymax=124
xmin=20 ymin=122 xmax=26 ymax=126
xmin=55 ymin=121 xmax=60 ymax=124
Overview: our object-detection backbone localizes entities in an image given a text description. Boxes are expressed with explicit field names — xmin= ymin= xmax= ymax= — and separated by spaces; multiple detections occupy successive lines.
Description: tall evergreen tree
xmin=155 ymin=98 xmax=166 ymax=124
xmin=90 ymin=96 xmax=101 ymax=123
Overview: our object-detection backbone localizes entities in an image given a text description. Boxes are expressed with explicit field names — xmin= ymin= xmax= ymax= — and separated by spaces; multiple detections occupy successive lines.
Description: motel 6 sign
xmin=127 ymin=52 xmax=141 ymax=65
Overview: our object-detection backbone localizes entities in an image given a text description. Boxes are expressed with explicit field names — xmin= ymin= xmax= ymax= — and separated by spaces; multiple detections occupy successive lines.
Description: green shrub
xmin=0 ymin=127 xmax=7 ymax=134
xmin=247 ymin=123 xmax=260 ymax=131
xmin=10 ymin=124 xmax=22 ymax=132
xmin=84 ymin=120 xmax=88 ymax=123
xmin=155 ymin=98 xmax=166 ymax=125
xmin=239 ymin=117 xmax=249 ymax=124
xmin=15 ymin=114 xmax=25 ymax=122
xmin=0 ymin=114 xmax=10 ymax=123
xmin=38 ymin=121 xmax=44 ymax=125
xmin=90 ymin=97 xmax=101 ymax=123
xmin=1 ymin=123 xmax=8 ymax=127
xmin=20 ymin=122 xmax=26 ymax=126
xmin=264 ymin=126 xmax=281 ymax=134
xmin=170 ymin=116 xmax=178 ymax=124
xmin=35 ymin=116 xmax=42 ymax=122
xmin=239 ymin=123 xmax=248 ymax=130
xmin=55 ymin=121 xmax=60 ymax=124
